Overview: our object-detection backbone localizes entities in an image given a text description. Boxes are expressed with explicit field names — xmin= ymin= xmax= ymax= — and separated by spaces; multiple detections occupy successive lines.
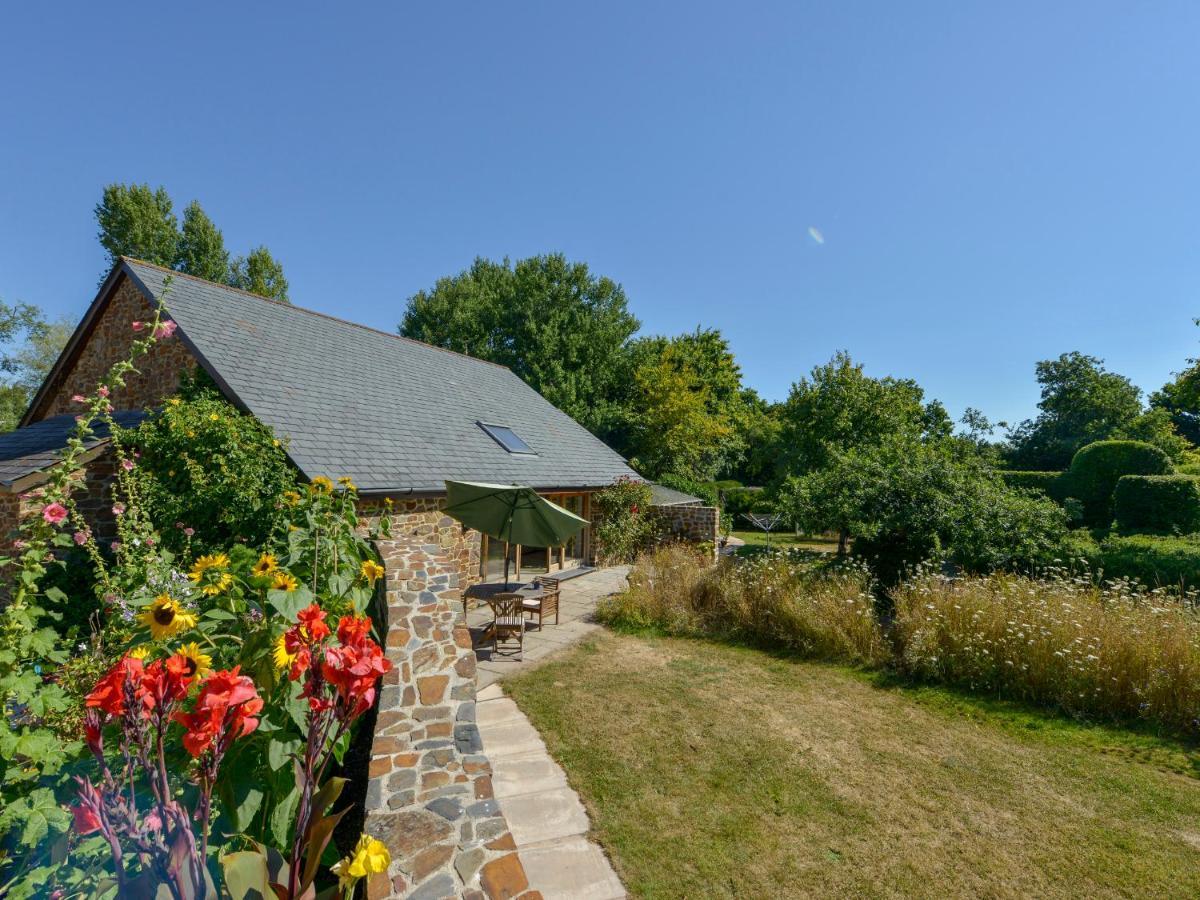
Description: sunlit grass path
xmin=504 ymin=632 xmax=1200 ymax=899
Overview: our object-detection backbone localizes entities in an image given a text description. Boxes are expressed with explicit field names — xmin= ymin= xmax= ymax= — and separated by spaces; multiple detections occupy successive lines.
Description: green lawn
xmin=503 ymin=631 xmax=1200 ymax=899
xmin=729 ymin=529 xmax=841 ymax=555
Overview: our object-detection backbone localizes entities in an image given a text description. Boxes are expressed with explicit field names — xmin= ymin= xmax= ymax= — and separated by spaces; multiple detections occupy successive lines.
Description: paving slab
xmin=518 ymin=835 xmax=627 ymax=900
xmin=496 ymin=785 xmax=591 ymax=846
xmin=490 ymin=749 xmax=570 ymax=798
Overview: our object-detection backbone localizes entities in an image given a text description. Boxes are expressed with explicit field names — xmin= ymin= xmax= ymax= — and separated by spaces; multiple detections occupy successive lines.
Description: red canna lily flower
xmin=86 ymin=655 xmax=145 ymax=717
xmin=173 ymin=667 xmax=263 ymax=758
xmin=337 ymin=614 xmax=371 ymax=647
xmin=71 ymin=801 xmax=102 ymax=835
xmin=296 ymin=603 xmax=331 ymax=642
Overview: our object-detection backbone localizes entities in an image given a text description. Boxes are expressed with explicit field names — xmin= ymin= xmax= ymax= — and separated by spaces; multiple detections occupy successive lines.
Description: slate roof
xmin=114 ymin=260 xmax=639 ymax=495
xmin=648 ymin=483 xmax=704 ymax=507
xmin=0 ymin=411 xmax=145 ymax=489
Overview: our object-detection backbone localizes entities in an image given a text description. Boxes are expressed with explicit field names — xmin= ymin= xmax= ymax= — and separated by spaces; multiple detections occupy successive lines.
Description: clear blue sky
xmin=3 ymin=2 xmax=1199 ymax=428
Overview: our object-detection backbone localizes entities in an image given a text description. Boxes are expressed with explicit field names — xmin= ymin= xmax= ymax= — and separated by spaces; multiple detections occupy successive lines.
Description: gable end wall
xmin=34 ymin=277 xmax=197 ymax=421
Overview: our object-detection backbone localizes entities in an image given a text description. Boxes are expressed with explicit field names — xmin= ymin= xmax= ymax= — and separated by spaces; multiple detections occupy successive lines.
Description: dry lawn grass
xmin=504 ymin=632 xmax=1200 ymax=899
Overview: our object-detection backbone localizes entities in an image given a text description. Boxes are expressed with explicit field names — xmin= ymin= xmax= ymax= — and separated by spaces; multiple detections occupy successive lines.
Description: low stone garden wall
xmin=654 ymin=504 xmax=720 ymax=559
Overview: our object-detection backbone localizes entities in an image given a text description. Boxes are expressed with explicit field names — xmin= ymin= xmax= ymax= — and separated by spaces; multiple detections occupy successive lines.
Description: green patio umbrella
xmin=444 ymin=481 xmax=590 ymax=587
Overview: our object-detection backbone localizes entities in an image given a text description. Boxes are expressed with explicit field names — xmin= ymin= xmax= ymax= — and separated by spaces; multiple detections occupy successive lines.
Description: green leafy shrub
xmin=999 ymin=470 xmax=1066 ymax=500
xmin=592 ymin=477 xmax=662 ymax=563
xmin=721 ymin=485 xmax=770 ymax=520
xmin=1065 ymin=440 xmax=1172 ymax=526
xmin=1113 ymin=475 xmax=1200 ymax=535
xmin=1175 ymin=462 xmax=1200 ymax=476
xmin=597 ymin=545 xmax=888 ymax=665
xmin=121 ymin=385 xmax=297 ymax=552
xmin=1094 ymin=534 xmax=1200 ymax=590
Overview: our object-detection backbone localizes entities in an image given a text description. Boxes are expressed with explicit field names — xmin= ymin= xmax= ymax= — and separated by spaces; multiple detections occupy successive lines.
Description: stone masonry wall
xmin=0 ymin=453 xmax=120 ymax=551
xmin=358 ymin=498 xmax=482 ymax=594
xmin=654 ymin=503 xmax=720 ymax=560
xmin=364 ymin=536 xmax=535 ymax=900
xmin=35 ymin=277 xmax=197 ymax=421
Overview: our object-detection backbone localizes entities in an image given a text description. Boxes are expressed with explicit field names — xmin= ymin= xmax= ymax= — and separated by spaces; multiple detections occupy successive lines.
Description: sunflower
xmin=128 ymin=645 xmax=152 ymax=660
xmin=251 ymin=553 xmax=278 ymax=577
xmin=337 ymin=476 xmax=357 ymax=491
xmin=140 ymin=595 xmax=199 ymax=640
xmin=360 ymin=559 xmax=385 ymax=583
xmin=271 ymin=570 xmax=299 ymax=592
xmin=272 ymin=633 xmax=296 ymax=671
xmin=189 ymin=553 xmax=233 ymax=597
xmin=175 ymin=642 xmax=213 ymax=678
xmin=282 ymin=490 xmax=302 ymax=506
xmin=309 ymin=476 xmax=334 ymax=495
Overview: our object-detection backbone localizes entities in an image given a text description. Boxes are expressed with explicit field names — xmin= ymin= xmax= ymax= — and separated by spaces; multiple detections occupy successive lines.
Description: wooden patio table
xmin=464 ymin=581 xmax=544 ymax=640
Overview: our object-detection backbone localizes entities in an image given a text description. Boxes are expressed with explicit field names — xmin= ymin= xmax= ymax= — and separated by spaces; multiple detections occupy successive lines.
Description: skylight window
xmin=478 ymin=422 xmax=536 ymax=455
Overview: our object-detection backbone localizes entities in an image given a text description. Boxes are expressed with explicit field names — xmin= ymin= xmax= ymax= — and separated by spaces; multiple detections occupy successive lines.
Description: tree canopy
xmin=400 ymin=254 xmax=640 ymax=432
xmin=0 ymin=300 xmax=71 ymax=432
xmin=95 ymin=183 xmax=288 ymax=302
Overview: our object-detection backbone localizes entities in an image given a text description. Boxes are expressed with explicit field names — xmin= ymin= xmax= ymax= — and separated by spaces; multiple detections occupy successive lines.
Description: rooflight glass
xmin=479 ymin=422 xmax=535 ymax=455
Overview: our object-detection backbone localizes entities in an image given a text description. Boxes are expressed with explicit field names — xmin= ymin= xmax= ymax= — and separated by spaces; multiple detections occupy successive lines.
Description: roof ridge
xmin=120 ymin=257 xmax=515 ymax=372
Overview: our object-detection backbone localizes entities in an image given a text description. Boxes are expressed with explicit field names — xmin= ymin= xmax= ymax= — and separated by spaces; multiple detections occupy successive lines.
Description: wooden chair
xmin=524 ymin=577 xmax=561 ymax=628
xmin=490 ymin=593 xmax=525 ymax=658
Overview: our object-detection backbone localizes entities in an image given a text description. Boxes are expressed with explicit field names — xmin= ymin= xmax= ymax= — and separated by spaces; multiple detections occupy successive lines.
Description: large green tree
xmin=176 ymin=200 xmax=230 ymax=282
xmin=0 ymin=301 xmax=71 ymax=432
xmin=229 ymin=246 xmax=289 ymax=302
xmin=778 ymin=351 xmax=949 ymax=476
xmin=400 ymin=254 xmax=640 ymax=432
xmin=619 ymin=328 xmax=749 ymax=481
xmin=1006 ymin=352 xmax=1176 ymax=469
xmin=95 ymin=183 xmax=288 ymax=302
xmin=95 ymin=183 xmax=179 ymax=271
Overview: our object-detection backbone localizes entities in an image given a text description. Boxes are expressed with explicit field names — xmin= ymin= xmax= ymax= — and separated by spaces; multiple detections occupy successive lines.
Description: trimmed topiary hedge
xmin=999 ymin=470 xmax=1066 ymax=500
xmin=1066 ymin=440 xmax=1173 ymax=526
xmin=1113 ymin=475 xmax=1200 ymax=535
xmin=1059 ymin=529 xmax=1200 ymax=590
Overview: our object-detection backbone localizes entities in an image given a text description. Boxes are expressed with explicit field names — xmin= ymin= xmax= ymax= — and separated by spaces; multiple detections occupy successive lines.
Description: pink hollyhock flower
xmin=131 ymin=321 xmax=146 ymax=332
xmin=97 ymin=386 xmax=109 ymax=398
xmin=154 ymin=320 xmax=178 ymax=339
xmin=183 ymin=527 xmax=195 ymax=537
xmin=71 ymin=394 xmax=86 ymax=404
xmin=42 ymin=502 xmax=68 ymax=525
xmin=112 ymin=503 xmax=126 ymax=516
xmin=110 ymin=541 xmax=122 ymax=552
xmin=12 ymin=540 xmax=26 ymax=551
xmin=73 ymin=530 xmax=89 ymax=546
xmin=121 ymin=459 xmax=134 ymax=472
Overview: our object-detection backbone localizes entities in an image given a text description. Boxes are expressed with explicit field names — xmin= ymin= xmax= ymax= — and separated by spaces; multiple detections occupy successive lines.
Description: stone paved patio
xmin=466 ymin=565 xmax=631 ymax=688
xmin=468 ymin=565 xmax=631 ymax=899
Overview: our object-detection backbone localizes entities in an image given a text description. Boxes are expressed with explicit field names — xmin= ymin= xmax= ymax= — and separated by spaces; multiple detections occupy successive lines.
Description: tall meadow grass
xmin=603 ymin=548 xmax=1200 ymax=735
xmin=596 ymin=545 xmax=889 ymax=666
xmin=892 ymin=569 xmax=1200 ymax=732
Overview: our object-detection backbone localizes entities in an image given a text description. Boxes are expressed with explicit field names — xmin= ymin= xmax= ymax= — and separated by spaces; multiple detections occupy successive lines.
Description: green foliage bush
xmin=1113 ymin=475 xmax=1200 ymax=535
xmin=721 ymin=485 xmax=769 ymax=520
xmin=1175 ymin=462 xmax=1200 ymax=476
xmin=655 ymin=472 xmax=720 ymax=508
xmin=999 ymin=470 xmax=1066 ymax=500
xmin=121 ymin=383 xmax=297 ymax=552
xmin=1059 ymin=529 xmax=1200 ymax=590
xmin=592 ymin=477 xmax=662 ymax=563
xmin=1065 ymin=440 xmax=1172 ymax=526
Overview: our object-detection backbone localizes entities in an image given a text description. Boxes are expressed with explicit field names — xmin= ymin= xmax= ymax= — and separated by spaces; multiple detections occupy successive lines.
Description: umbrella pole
xmin=504 ymin=542 xmax=512 ymax=589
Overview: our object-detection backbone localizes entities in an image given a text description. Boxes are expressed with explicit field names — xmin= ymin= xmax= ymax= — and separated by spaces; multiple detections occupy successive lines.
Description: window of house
xmin=478 ymin=422 xmax=536 ymax=455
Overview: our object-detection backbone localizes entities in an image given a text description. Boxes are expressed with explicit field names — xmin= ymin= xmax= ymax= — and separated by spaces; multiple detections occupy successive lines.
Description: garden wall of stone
xmin=364 ymin=535 xmax=535 ymax=900
xmin=654 ymin=503 xmax=720 ymax=559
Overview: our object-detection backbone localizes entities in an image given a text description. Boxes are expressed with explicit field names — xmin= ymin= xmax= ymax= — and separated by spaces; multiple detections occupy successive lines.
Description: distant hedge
xmin=999 ymin=471 xmax=1066 ymax=500
xmin=1066 ymin=441 xmax=1173 ymax=526
xmin=1176 ymin=462 xmax=1200 ymax=476
xmin=1061 ymin=530 xmax=1200 ymax=591
xmin=1113 ymin=475 xmax=1200 ymax=535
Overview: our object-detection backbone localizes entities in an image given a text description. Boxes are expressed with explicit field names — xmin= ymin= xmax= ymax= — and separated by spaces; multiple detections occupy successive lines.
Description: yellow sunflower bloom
xmin=337 ymin=476 xmax=357 ymax=490
xmin=175 ymin=642 xmax=213 ymax=678
xmin=128 ymin=645 xmax=152 ymax=660
xmin=331 ymin=834 xmax=390 ymax=890
xmin=360 ymin=559 xmax=385 ymax=583
xmin=271 ymin=570 xmax=298 ymax=592
xmin=140 ymin=595 xmax=198 ymax=640
xmin=189 ymin=553 xmax=233 ymax=596
xmin=252 ymin=553 xmax=278 ymax=577
xmin=272 ymin=633 xmax=296 ymax=671
xmin=309 ymin=476 xmax=334 ymax=494
xmin=282 ymin=490 xmax=302 ymax=506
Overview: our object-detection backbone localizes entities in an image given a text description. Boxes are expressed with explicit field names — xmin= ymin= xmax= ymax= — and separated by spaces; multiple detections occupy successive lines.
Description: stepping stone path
xmin=476 ymin=682 xmax=626 ymax=900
